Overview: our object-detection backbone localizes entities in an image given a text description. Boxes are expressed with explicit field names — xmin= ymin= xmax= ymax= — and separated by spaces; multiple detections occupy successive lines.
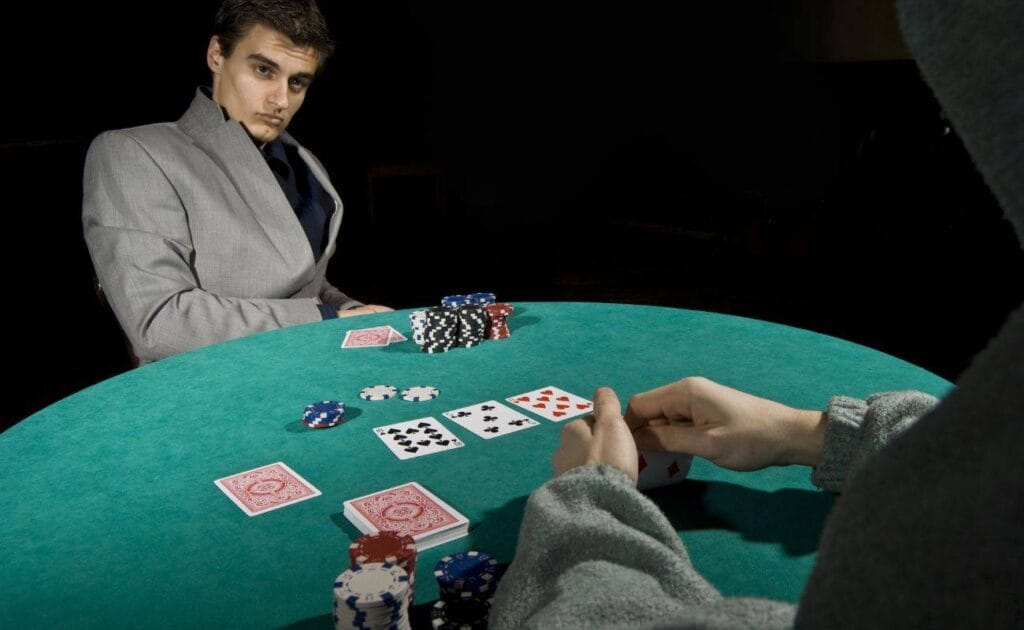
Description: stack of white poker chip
xmin=333 ymin=561 xmax=411 ymax=630
xmin=409 ymin=311 xmax=428 ymax=346
xmin=360 ymin=385 xmax=398 ymax=402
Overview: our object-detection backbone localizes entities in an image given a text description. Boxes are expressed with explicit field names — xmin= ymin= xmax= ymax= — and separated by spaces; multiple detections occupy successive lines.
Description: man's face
xmin=207 ymin=24 xmax=320 ymax=146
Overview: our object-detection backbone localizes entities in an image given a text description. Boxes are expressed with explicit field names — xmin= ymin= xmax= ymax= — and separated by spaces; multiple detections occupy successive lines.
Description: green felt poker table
xmin=0 ymin=302 xmax=952 ymax=628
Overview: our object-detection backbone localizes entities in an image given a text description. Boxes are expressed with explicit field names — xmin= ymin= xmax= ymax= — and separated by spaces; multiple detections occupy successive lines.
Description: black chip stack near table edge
xmin=430 ymin=550 xmax=504 ymax=629
xmin=414 ymin=293 xmax=515 ymax=354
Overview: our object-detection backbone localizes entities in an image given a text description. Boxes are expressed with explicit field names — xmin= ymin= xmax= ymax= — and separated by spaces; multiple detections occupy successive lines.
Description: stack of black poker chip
xmin=429 ymin=551 xmax=505 ymax=629
xmin=422 ymin=307 xmax=459 ymax=353
xmin=456 ymin=305 xmax=490 ymax=348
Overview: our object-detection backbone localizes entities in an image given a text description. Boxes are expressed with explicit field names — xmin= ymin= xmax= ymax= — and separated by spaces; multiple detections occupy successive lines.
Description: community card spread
xmin=342 ymin=326 xmax=392 ymax=348
xmin=373 ymin=417 xmax=465 ymax=460
xmin=214 ymin=462 xmax=321 ymax=516
xmin=442 ymin=400 xmax=540 ymax=439
xmin=636 ymin=450 xmax=692 ymax=492
xmin=343 ymin=481 xmax=469 ymax=550
xmin=505 ymin=386 xmax=594 ymax=422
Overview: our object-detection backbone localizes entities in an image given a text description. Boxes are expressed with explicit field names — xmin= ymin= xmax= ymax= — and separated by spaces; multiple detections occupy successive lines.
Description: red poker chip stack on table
xmin=348 ymin=531 xmax=419 ymax=603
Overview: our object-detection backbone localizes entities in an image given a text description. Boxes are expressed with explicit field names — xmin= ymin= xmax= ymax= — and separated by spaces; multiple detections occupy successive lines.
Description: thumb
xmin=591 ymin=387 xmax=623 ymax=432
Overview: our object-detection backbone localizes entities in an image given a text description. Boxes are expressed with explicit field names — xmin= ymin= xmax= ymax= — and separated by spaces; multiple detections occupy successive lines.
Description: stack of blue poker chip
xmin=441 ymin=294 xmax=471 ymax=308
xmin=467 ymin=292 xmax=496 ymax=306
xmin=332 ymin=562 xmax=411 ymax=630
xmin=433 ymin=551 xmax=502 ymax=598
xmin=302 ymin=400 xmax=346 ymax=429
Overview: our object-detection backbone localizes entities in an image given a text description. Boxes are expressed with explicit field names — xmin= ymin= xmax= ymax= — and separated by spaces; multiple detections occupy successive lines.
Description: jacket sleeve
xmin=83 ymin=130 xmax=325 ymax=363
xmin=490 ymin=464 xmax=795 ymax=630
xmin=811 ymin=391 xmax=940 ymax=492
xmin=318 ymin=279 xmax=362 ymax=312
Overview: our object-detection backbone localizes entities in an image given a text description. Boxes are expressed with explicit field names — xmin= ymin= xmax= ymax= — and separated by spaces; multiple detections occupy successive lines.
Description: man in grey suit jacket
xmin=83 ymin=0 xmax=390 ymax=365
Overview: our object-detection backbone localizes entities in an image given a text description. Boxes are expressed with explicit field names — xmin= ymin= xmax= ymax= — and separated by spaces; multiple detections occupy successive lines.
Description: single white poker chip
xmin=400 ymin=386 xmax=440 ymax=402
xmin=360 ymin=385 xmax=398 ymax=401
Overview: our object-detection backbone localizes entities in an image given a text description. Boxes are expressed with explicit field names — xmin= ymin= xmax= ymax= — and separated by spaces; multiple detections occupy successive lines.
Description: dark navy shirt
xmin=262 ymin=139 xmax=339 ymax=320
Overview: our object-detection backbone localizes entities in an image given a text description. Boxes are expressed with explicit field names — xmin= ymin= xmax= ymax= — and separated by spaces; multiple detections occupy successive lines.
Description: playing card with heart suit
xmin=442 ymin=400 xmax=540 ymax=439
xmin=505 ymin=386 xmax=594 ymax=422
xmin=373 ymin=417 xmax=465 ymax=460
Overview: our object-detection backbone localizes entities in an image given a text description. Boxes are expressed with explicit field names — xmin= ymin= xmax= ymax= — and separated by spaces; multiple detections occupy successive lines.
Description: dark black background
xmin=3 ymin=1 xmax=1021 ymax=430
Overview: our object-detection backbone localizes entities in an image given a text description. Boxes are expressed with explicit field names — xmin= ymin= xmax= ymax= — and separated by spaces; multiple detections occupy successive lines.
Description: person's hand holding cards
xmin=624 ymin=376 xmax=827 ymax=472
xmin=552 ymin=387 xmax=639 ymax=482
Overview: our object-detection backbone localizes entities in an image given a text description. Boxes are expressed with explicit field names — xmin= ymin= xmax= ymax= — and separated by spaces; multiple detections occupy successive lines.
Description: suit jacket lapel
xmin=179 ymin=89 xmax=314 ymax=276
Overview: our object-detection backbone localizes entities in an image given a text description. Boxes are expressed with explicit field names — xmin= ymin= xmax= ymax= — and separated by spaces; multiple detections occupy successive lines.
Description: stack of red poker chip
xmin=349 ymin=531 xmax=419 ymax=603
xmin=485 ymin=303 xmax=514 ymax=340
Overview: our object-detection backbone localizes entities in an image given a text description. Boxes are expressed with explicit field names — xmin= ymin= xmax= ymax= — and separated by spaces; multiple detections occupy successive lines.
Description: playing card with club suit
xmin=505 ymin=386 xmax=594 ymax=422
xmin=343 ymin=481 xmax=469 ymax=550
xmin=373 ymin=417 xmax=465 ymax=460
xmin=442 ymin=400 xmax=540 ymax=439
xmin=214 ymin=462 xmax=321 ymax=516
xmin=636 ymin=450 xmax=693 ymax=491
xmin=341 ymin=326 xmax=392 ymax=348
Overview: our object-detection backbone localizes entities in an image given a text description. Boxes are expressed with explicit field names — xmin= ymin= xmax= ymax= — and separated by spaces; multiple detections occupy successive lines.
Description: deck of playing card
xmin=505 ymin=386 xmax=594 ymax=422
xmin=341 ymin=325 xmax=407 ymax=349
xmin=373 ymin=417 xmax=465 ymax=460
xmin=442 ymin=400 xmax=539 ymax=439
xmin=636 ymin=450 xmax=692 ymax=491
xmin=214 ymin=462 xmax=321 ymax=516
xmin=343 ymin=482 xmax=469 ymax=550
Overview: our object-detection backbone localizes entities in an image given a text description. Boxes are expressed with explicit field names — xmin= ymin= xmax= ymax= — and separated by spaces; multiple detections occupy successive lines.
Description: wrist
xmin=779 ymin=408 xmax=826 ymax=467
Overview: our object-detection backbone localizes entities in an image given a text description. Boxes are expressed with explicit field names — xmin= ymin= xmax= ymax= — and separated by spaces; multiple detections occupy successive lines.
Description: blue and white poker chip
xmin=302 ymin=400 xmax=345 ymax=428
xmin=400 ymin=386 xmax=439 ymax=402
xmin=359 ymin=385 xmax=398 ymax=401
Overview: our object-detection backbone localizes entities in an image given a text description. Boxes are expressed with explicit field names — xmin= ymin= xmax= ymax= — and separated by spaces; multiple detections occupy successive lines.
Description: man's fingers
xmin=592 ymin=387 xmax=622 ymax=422
xmin=633 ymin=424 xmax=714 ymax=460
xmin=624 ymin=378 xmax=703 ymax=431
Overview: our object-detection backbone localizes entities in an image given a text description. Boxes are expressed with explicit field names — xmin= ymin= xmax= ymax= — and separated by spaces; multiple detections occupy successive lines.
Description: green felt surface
xmin=0 ymin=302 xmax=951 ymax=628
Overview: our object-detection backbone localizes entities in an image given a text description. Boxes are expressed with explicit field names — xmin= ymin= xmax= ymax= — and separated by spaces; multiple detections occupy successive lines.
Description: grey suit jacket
xmin=83 ymin=88 xmax=360 ymax=364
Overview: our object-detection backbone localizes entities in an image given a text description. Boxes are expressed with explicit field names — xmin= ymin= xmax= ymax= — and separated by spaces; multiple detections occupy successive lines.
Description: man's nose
xmin=268 ymin=83 xmax=289 ymax=110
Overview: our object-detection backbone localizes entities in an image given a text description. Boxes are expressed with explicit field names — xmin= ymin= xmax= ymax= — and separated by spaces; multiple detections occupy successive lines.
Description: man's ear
xmin=207 ymin=36 xmax=224 ymax=74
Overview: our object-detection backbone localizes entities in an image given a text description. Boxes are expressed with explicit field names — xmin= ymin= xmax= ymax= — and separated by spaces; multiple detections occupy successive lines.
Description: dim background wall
xmin=2 ymin=1 xmax=1020 ymax=430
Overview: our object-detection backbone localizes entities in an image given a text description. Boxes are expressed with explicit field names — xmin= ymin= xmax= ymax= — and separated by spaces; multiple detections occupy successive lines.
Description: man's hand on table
xmin=552 ymin=387 xmax=639 ymax=483
xmin=337 ymin=304 xmax=394 ymax=318
xmin=624 ymin=376 xmax=826 ymax=471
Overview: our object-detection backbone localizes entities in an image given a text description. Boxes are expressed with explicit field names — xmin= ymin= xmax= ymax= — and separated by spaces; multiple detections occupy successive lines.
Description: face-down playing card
xmin=505 ymin=386 xmax=594 ymax=422
xmin=214 ymin=462 xmax=321 ymax=516
xmin=373 ymin=417 xmax=465 ymax=460
xmin=343 ymin=481 xmax=469 ymax=546
xmin=442 ymin=400 xmax=540 ymax=439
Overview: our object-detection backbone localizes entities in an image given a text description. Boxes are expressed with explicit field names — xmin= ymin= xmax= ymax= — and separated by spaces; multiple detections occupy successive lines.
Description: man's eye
xmin=289 ymin=79 xmax=309 ymax=91
xmin=255 ymin=66 xmax=270 ymax=76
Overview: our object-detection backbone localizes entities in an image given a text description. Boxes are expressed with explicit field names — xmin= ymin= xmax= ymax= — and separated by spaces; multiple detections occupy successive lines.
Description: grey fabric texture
xmin=811 ymin=391 xmax=938 ymax=492
xmin=490 ymin=465 xmax=795 ymax=630
xmin=83 ymin=89 xmax=360 ymax=364
xmin=492 ymin=0 xmax=1024 ymax=627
